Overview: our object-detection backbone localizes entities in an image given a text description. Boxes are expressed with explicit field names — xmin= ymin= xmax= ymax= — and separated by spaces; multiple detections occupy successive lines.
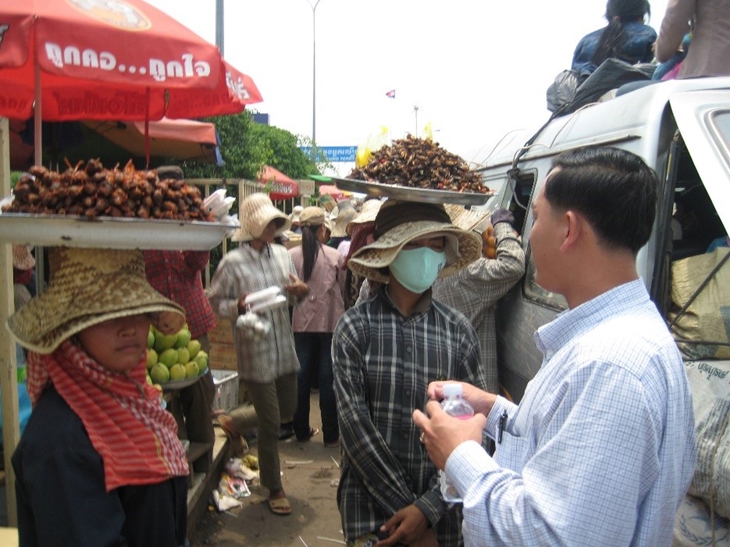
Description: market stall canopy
xmin=318 ymin=184 xmax=346 ymax=201
xmin=0 ymin=0 xmax=263 ymax=121
xmin=259 ymin=165 xmax=298 ymax=200
xmin=82 ymin=118 xmax=223 ymax=165
xmin=8 ymin=117 xmax=223 ymax=170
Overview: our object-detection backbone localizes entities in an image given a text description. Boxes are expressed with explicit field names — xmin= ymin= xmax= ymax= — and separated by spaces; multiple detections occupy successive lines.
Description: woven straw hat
xmin=348 ymin=201 xmax=481 ymax=283
xmin=346 ymin=199 xmax=384 ymax=236
xmin=331 ymin=208 xmax=357 ymax=238
xmin=7 ymin=247 xmax=185 ymax=354
xmin=290 ymin=205 xmax=304 ymax=224
xmin=444 ymin=204 xmax=490 ymax=233
xmin=299 ymin=206 xmax=326 ymax=227
xmin=12 ymin=245 xmax=35 ymax=270
xmin=232 ymin=193 xmax=291 ymax=242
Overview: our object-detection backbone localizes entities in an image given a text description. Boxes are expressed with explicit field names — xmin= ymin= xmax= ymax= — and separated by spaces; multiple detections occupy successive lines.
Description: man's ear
xmin=560 ymin=210 xmax=583 ymax=252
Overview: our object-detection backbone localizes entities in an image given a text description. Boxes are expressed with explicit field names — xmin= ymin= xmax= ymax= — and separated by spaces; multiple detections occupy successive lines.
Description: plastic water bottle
xmin=439 ymin=383 xmax=474 ymax=503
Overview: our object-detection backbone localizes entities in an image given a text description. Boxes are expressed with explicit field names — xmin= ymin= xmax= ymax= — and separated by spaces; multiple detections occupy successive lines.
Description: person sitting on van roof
xmin=414 ymin=146 xmax=696 ymax=547
xmin=572 ymin=0 xmax=657 ymax=77
xmin=655 ymin=0 xmax=730 ymax=79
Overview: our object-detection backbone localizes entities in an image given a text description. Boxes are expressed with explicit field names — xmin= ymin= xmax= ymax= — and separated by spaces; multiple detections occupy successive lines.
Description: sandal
xmin=296 ymin=427 xmax=319 ymax=443
xmin=216 ymin=414 xmax=248 ymax=456
xmin=267 ymin=496 xmax=292 ymax=516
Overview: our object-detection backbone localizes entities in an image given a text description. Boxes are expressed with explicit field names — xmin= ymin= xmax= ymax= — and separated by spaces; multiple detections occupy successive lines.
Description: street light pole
xmin=308 ymin=0 xmax=322 ymax=146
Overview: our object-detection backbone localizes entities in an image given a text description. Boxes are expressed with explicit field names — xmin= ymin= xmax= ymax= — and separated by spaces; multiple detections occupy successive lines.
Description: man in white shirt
xmin=413 ymin=146 xmax=697 ymax=546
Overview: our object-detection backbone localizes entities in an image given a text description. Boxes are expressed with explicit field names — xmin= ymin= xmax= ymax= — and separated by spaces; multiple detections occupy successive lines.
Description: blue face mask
xmin=389 ymin=247 xmax=447 ymax=294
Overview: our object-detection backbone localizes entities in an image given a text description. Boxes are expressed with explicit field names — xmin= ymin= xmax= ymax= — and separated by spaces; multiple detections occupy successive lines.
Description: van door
xmin=670 ymin=91 xmax=730 ymax=235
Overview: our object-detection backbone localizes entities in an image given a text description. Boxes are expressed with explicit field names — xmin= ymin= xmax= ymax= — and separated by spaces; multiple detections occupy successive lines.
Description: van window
xmin=507 ymin=171 xmax=570 ymax=311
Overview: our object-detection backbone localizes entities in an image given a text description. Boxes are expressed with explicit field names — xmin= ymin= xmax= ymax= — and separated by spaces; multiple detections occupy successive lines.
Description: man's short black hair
xmin=546 ymin=146 xmax=659 ymax=254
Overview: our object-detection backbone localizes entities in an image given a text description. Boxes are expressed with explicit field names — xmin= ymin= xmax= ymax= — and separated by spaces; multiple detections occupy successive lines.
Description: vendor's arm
xmin=333 ymin=312 xmax=420 ymax=517
xmin=655 ymin=0 xmax=694 ymax=62
xmin=447 ymin=363 xmax=662 ymax=546
xmin=181 ymin=250 xmax=210 ymax=275
xmin=208 ymin=254 xmax=242 ymax=320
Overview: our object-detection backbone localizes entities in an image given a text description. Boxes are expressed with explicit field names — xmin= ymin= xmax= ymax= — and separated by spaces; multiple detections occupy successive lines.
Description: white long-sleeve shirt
xmin=447 ymin=279 xmax=696 ymax=546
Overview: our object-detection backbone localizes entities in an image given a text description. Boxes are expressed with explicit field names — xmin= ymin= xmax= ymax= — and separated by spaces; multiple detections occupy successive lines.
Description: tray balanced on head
xmin=0 ymin=160 xmax=237 ymax=250
xmin=339 ymin=135 xmax=494 ymax=206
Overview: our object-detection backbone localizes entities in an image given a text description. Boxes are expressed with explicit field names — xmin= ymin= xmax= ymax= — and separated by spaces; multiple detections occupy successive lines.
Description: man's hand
xmin=377 ymin=505 xmax=429 ymax=546
xmin=413 ymin=402 xmax=486 ymax=470
xmin=425 ymin=381 xmax=496 ymax=417
xmin=284 ymin=274 xmax=309 ymax=299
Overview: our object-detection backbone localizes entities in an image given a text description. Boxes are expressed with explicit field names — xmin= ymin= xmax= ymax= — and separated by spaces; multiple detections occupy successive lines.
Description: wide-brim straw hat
xmin=12 ymin=245 xmax=35 ymax=271
xmin=232 ymin=193 xmax=291 ymax=242
xmin=444 ymin=204 xmax=490 ymax=233
xmin=346 ymin=199 xmax=384 ymax=236
xmin=7 ymin=247 xmax=185 ymax=354
xmin=331 ymin=208 xmax=357 ymax=238
xmin=348 ymin=201 xmax=481 ymax=283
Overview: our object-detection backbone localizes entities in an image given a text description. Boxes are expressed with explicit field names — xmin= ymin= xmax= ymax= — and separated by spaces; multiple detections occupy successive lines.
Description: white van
xmin=477 ymin=77 xmax=730 ymax=403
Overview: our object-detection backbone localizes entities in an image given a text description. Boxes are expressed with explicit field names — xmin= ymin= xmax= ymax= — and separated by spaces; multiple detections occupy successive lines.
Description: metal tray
xmin=0 ymin=212 xmax=236 ymax=250
xmin=331 ymin=177 xmax=494 ymax=206
xmin=161 ymin=375 xmax=202 ymax=392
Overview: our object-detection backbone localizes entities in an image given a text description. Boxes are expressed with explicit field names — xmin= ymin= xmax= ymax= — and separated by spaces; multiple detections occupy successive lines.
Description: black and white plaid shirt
xmin=333 ymin=287 xmax=487 ymax=545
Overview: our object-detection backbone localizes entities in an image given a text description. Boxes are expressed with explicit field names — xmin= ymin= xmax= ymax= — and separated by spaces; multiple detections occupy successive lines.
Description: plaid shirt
xmin=143 ymin=251 xmax=216 ymax=339
xmin=432 ymin=222 xmax=525 ymax=394
xmin=333 ymin=287 xmax=487 ymax=545
xmin=208 ymin=244 xmax=300 ymax=383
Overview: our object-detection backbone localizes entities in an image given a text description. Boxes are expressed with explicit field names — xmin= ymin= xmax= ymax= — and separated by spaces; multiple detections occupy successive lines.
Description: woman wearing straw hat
xmin=288 ymin=206 xmax=345 ymax=447
xmin=8 ymin=247 xmax=190 ymax=546
xmin=208 ymin=193 xmax=309 ymax=516
xmin=333 ymin=200 xmax=489 ymax=547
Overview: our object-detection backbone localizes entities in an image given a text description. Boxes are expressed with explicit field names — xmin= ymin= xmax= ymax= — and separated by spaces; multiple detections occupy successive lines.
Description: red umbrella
xmin=259 ymin=165 xmax=299 ymax=200
xmin=0 ymin=0 xmax=263 ymax=162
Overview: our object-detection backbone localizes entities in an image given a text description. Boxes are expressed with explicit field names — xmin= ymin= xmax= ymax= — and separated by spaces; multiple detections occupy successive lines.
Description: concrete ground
xmin=190 ymin=392 xmax=346 ymax=547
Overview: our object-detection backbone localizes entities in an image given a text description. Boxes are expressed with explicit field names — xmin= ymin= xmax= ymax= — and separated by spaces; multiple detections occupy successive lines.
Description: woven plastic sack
xmin=684 ymin=359 xmax=730 ymax=519
xmin=669 ymin=248 xmax=730 ymax=360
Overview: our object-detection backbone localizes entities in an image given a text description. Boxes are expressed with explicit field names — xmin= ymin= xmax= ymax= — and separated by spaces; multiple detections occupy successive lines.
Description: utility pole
xmin=216 ymin=0 xmax=224 ymax=55
xmin=308 ymin=0 xmax=322 ymax=145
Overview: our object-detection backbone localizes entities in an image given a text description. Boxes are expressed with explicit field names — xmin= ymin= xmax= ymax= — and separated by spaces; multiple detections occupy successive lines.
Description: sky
xmin=145 ymin=0 xmax=669 ymax=174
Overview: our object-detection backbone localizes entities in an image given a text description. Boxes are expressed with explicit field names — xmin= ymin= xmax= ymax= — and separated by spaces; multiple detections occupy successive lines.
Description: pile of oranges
xmin=482 ymin=226 xmax=497 ymax=259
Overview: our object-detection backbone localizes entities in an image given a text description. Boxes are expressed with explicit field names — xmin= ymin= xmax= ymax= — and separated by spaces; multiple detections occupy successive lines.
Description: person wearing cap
xmin=208 ymin=193 xmax=309 ymax=516
xmin=432 ymin=206 xmax=526 ymax=396
xmin=333 ymin=200 xmax=489 ymax=546
xmin=288 ymin=207 xmax=345 ymax=447
xmin=8 ymin=247 xmax=190 ymax=546
xmin=144 ymin=165 xmax=217 ymax=473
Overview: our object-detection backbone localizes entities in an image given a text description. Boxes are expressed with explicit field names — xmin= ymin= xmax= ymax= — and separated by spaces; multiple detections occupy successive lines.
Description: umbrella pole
xmin=34 ymin=65 xmax=42 ymax=166
xmin=145 ymin=87 xmax=151 ymax=168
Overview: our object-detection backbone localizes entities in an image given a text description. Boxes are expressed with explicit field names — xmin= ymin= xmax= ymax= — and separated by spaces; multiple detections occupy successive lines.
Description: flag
xmin=422 ymin=122 xmax=433 ymax=141
xmin=385 ymin=89 xmax=396 ymax=99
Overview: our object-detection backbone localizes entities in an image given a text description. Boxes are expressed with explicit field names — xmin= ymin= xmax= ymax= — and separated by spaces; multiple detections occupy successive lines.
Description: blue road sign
xmin=301 ymin=146 xmax=357 ymax=163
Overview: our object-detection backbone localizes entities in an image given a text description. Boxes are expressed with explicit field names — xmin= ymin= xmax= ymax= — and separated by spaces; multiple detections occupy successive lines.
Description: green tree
xmin=180 ymin=110 xmax=328 ymax=180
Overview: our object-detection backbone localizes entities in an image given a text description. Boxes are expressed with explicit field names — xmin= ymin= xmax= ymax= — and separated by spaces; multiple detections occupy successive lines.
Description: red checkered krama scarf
xmin=27 ymin=341 xmax=189 ymax=491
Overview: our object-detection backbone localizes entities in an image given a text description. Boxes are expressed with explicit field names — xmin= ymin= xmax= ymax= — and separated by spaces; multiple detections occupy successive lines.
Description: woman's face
xmin=77 ymin=314 xmax=151 ymax=373
xmin=258 ymin=220 xmax=278 ymax=244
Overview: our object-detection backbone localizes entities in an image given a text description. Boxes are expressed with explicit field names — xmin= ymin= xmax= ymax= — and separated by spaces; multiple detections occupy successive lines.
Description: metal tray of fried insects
xmin=330 ymin=177 xmax=494 ymax=206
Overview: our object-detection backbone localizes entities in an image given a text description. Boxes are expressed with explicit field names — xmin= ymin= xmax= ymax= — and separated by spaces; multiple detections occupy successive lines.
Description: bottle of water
xmin=439 ymin=383 xmax=474 ymax=503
